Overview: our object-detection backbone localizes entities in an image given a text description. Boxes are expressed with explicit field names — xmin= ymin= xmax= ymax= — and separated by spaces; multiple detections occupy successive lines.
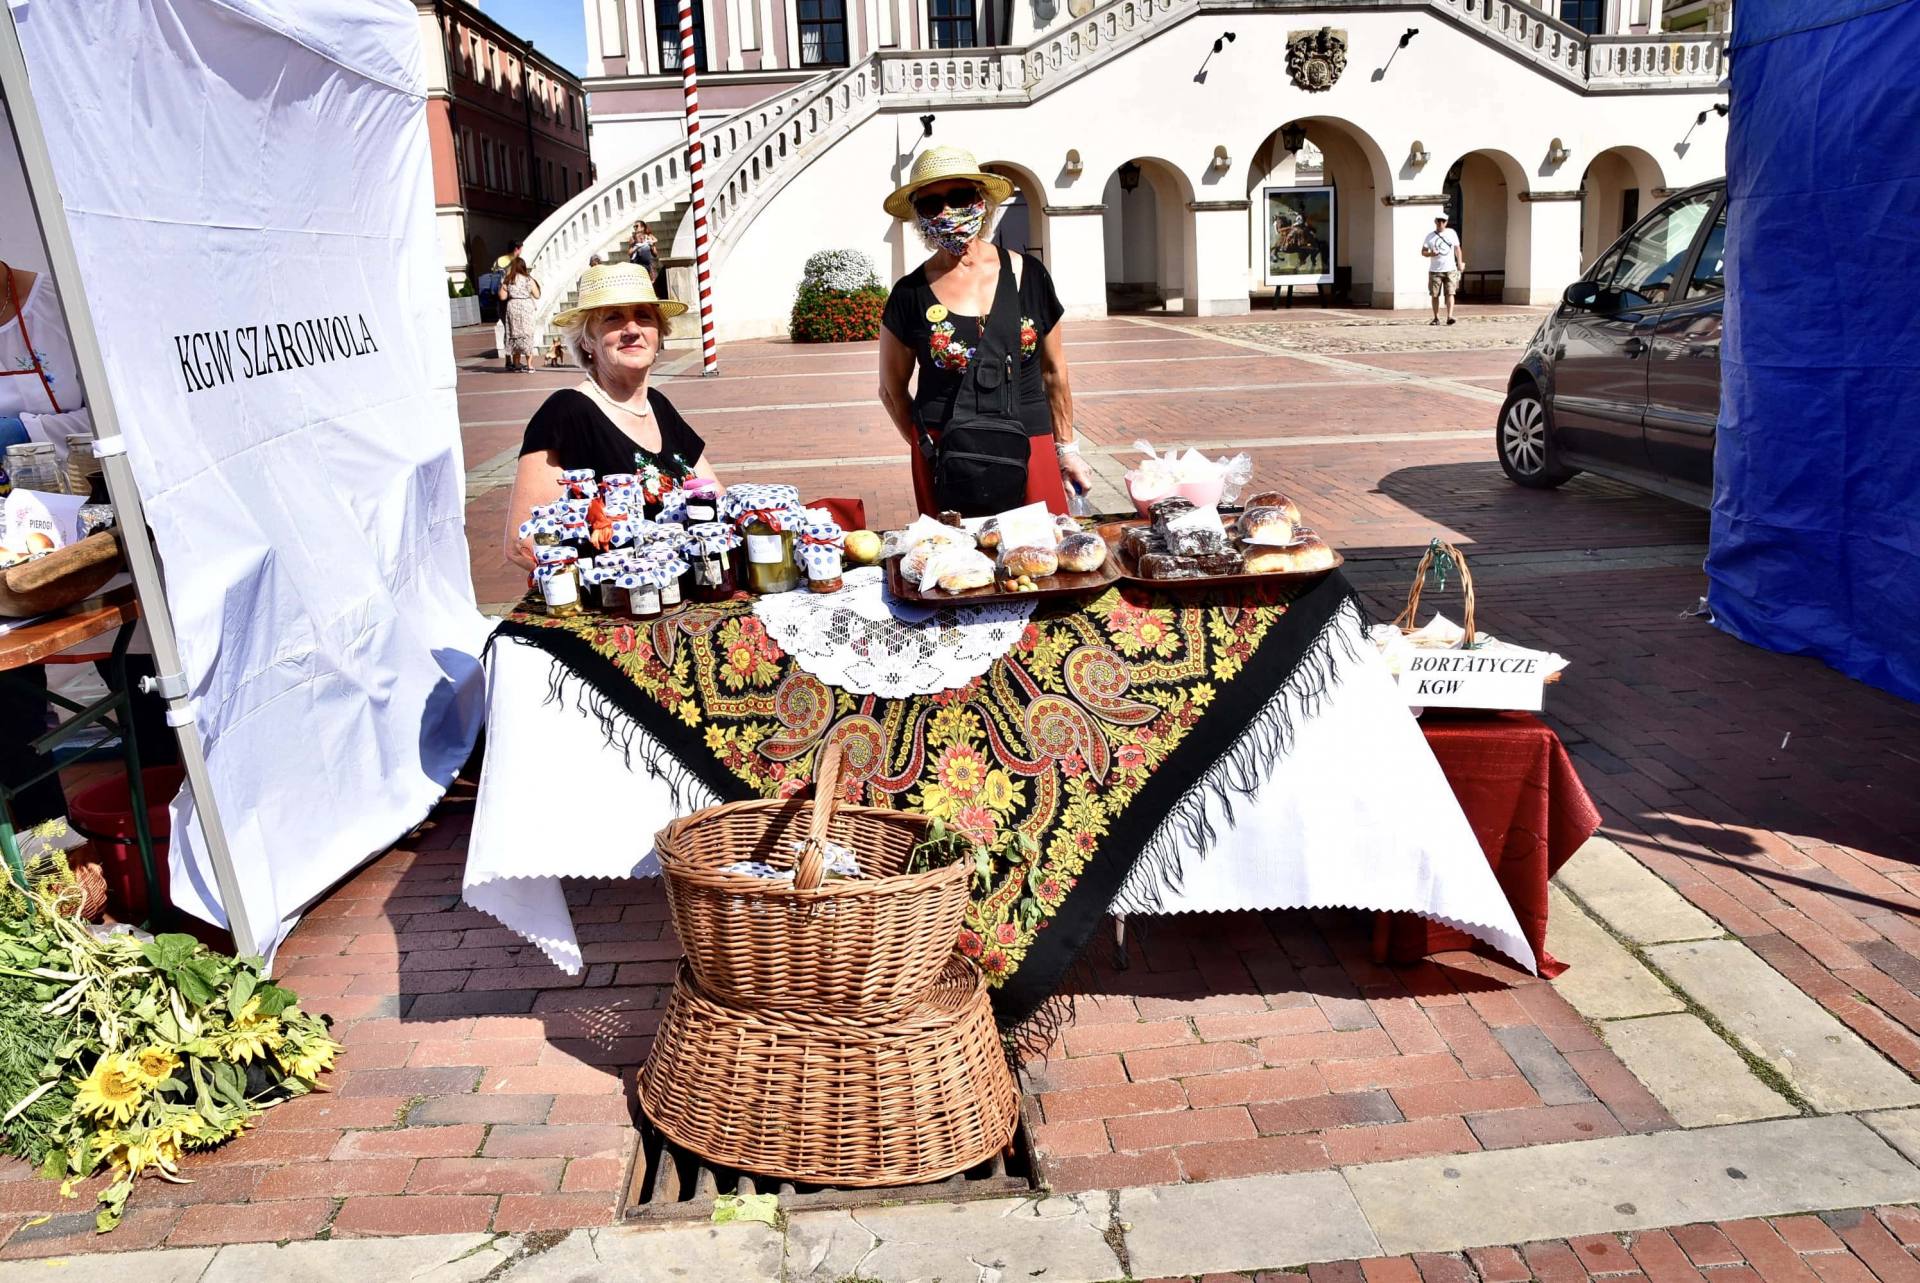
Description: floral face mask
xmin=915 ymin=199 xmax=988 ymax=256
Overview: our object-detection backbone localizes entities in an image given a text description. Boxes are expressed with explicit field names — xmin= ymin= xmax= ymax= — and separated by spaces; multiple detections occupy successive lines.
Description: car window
xmin=1685 ymin=205 xmax=1727 ymax=299
xmin=1603 ymin=192 xmax=1715 ymax=309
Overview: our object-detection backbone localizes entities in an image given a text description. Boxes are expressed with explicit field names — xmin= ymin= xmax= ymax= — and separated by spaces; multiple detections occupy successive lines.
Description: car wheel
xmin=1497 ymin=385 xmax=1575 ymax=488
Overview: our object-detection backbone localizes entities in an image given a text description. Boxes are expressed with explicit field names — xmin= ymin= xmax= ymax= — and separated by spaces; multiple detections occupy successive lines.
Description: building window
xmin=657 ymin=0 xmax=707 ymax=72
xmin=545 ymin=158 xmax=555 ymax=199
xmin=1558 ymin=0 xmax=1605 ymax=33
xmin=929 ymin=0 xmax=977 ymax=48
xmin=798 ymin=0 xmax=849 ymax=66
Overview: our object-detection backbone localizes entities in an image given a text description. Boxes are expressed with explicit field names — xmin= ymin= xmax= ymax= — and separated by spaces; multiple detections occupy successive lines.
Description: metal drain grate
xmin=621 ymin=1105 xmax=1041 ymax=1221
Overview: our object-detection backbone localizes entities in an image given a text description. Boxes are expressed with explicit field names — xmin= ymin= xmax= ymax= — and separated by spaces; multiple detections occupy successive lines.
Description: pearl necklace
xmin=583 ymin=378 xmax=652 ymax=422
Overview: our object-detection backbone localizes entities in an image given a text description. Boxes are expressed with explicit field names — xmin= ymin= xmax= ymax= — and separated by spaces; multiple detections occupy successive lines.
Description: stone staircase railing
xmin=522 ymin=75 xmax=847 ymax=338
xmin=1588 ymin=33 xmax=1725 ymax=84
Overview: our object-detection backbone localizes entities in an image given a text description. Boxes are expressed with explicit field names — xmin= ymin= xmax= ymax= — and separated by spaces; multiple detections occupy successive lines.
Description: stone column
xmin=1513 ymin=190 xmax=1585 ymax=304
xmin=1186 ymin=199 xmax=1253 ymax=317
xmin=1374 ymin=196 xmax=1450 ymax=310
xmin=1042 ymin=203 xmax=1110 ymax=321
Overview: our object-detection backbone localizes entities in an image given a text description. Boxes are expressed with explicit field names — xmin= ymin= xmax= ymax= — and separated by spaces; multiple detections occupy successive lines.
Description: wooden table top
xmin=0 ymin=587 xmax=140 ymax=672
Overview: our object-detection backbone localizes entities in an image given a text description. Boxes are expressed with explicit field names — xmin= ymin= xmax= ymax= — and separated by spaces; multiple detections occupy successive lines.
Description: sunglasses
xmin=913 ymin=185 xmax=982 ymax=218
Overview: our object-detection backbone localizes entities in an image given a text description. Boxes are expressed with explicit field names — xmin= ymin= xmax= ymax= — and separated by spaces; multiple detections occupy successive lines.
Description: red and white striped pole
xmin=676 ymin=0 xmax=720 ymax=375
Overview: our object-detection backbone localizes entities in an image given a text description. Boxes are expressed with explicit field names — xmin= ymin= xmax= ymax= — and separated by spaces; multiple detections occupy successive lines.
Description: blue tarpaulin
xmin=1706 ymin=0 xmax=1920 ymax=703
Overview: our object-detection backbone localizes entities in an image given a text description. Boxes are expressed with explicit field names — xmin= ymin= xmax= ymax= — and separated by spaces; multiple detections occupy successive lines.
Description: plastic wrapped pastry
xmin=1139 ymin=552 xmax=1200 ymax=580
xmin=1001 ymin=545 xmax=1059 ymax=578
xmin=1238 ymin=505 xmax=1297 ymax=546
xmin=977 ymin=518 xmax=1002 ymax=551
xmin=1056 ymin=532 xmax=1106 ymax=573
xmin=1121 ymin=527 xmax=1163 ymax=561
xmin=933 ymin=548 xmax=997 ymax=592
xmin=1243 ymin=490 xmax=1304 ymax=527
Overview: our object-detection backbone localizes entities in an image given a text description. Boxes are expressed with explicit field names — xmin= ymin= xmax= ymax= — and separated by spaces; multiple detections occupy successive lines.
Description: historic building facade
xmin=526 ymin=0 xmax=1730 ymax=339
xmin=417 ymin=0 xmax=594 ymax=286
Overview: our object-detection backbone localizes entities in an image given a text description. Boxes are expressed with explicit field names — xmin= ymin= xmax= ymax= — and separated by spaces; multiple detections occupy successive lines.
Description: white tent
xmin=1 ymin=0 xmax=489 ymax=955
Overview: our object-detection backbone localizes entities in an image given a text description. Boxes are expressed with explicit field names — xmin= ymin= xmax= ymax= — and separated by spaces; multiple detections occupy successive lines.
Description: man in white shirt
xmin=1422 ymin=212 xmax=1465 ymax=326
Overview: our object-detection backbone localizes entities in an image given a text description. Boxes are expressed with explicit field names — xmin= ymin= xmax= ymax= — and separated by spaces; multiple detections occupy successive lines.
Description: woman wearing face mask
xmin=878 ymin=147 xmax=1091 ymax=517
xmin=503 ymin=263 xmax=720 ymax=570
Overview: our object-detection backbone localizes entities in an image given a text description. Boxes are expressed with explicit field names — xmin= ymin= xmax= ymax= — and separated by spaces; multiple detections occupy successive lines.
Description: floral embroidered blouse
xmin=881 ymin=252 xmax=1066 ymax=438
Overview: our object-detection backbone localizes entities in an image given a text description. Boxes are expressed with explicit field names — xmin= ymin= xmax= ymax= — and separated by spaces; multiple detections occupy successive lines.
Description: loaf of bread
xmin=1001 ymin=545 xmax=1059 ymax=578
xmin=1238 ymin=505 xmax=1296 ymax=546
xmin=1056 ymin=532 xmax=1106 ymax=573
xmin=1244 ymin=538 xmax=1336 ymax=575
xmin=1243 ymin=491 xmax=1304 ymax=527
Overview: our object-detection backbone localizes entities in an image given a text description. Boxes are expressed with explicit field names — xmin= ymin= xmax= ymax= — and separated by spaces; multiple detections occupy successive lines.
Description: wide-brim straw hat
xmin=553 ymin=262 xmax=689 ymax=326
xmin=883 ymin=145 xmax=1015 ymax=221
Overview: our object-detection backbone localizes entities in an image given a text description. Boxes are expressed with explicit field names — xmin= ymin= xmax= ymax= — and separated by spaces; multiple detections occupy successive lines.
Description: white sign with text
xmin=1398 ymin=649 xmax=1549 ymax=711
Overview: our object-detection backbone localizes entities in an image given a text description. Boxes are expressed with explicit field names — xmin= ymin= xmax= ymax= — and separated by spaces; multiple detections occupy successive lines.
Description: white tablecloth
xmin=464 ymin=612 xmax=1535 ymax=976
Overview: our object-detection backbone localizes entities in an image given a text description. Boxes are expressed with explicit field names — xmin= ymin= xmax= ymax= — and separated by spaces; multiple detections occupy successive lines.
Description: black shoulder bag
xmin=921 ymin=252 xmax=1030 ymax=517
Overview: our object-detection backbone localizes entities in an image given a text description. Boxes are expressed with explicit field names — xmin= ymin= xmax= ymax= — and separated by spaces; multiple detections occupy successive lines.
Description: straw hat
xmin=553 ymin=262 xmax=689 ymax=326
xmin=883 ymin=145 xmax=1015 ymax=221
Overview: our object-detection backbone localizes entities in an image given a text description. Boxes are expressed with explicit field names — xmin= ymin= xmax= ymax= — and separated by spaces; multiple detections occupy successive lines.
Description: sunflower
xmin=128 ymin=1046 xmax=181 ymax=1086
xmin=74 ymin=1054 xmax=145 ymax=1124
xmin=218 ymin=998 xmax=285 ymax=1063
xmin=280 ymin=1036 xmax=339 ymax=1082
xmin=980 ymin=769 xmax=1019 ymax=813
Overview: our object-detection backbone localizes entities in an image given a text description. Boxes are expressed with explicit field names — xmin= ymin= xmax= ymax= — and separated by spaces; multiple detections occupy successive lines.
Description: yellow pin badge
xmin=925 ymin=304 xmax=949 ymax=323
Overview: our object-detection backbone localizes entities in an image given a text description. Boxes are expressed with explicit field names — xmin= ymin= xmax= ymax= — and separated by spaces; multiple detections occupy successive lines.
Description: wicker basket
xmin=638 ymin=957 xmax=1018 ymax=1186
xmin=1390 ymin=538 xmax=1476 ymax=647
xmin=655 ymin=741 xmax=971 ymax=1015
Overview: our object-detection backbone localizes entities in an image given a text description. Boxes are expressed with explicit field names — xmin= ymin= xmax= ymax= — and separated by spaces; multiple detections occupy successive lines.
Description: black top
xmin=881 ymin=252 xmax=1066 ymax=438
xmin=520 ymin=387 xmax=706 ymax=514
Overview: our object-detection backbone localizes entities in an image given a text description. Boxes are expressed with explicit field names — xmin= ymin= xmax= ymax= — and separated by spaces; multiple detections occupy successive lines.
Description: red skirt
xmin=909 ymin=429 xmax=1070 ymax=518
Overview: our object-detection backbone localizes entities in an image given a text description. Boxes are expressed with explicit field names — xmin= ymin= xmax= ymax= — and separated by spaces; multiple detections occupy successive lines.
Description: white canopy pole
xmin=0 ymin=12 xmax=257 ymax=953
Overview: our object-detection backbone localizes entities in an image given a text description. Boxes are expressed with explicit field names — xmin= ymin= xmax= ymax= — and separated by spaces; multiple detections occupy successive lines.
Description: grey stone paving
xmin=1118 ymin=1171 xmax=1380 ymax=1278
xmin=1555 ymin=836 xmax=1723 ymax=946
xmin=1200 ymin=313 xmax=1545 ymax=355
xmin=1344 ymin=1114 xmax=1920 ymax=1256
xmin=1603 ymin=1013 xmax=1798 ymax=1126
xmin=1649 ymin=939 xmax=1920 ymax=1113
xmin=1544 ymin=884 xmax=1686 ymax=1019
xmin=784 ymin=1192 xmax=1120 ymax=1282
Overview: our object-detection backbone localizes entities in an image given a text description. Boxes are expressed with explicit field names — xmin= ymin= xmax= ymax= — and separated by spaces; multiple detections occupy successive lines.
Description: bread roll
xmin=1244 ymin=539 xmax=1336 ymax=575
xmin=934 ymin=551 xmax=996 ymax=591
xmin=977 ymin=518 xmax=1002 ymax=551
xmin=1056 ymin=532 xmax=1106 ymax=573
xmin=1238 ymin=506 xmax=1296 ymax=545
xmin=1243 ymin=491 xmax=1303 ymax=526
xmin=1001 ymin=545 xmax=1059 ymax=578
xmin=901 ymin=543 xmax=939 ymax=584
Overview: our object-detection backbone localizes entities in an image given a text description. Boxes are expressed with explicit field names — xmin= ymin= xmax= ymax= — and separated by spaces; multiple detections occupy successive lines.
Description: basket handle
xmin=1390 ymin=540 xmax=1476 ymax=647
xmin=793 ymin=738 xmax=845 ymax=891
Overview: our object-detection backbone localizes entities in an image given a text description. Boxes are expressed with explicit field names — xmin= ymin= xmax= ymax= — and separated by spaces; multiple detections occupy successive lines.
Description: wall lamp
xmin=919 ymin=113 xmax=935 ymax=137
xmin=1064 ymin=148 xmax=1084 ymax=177
xmin=1212 ymin=30 xmax=1236 ymax=54
xmin=1211 ymin=144 xmax=1231 ymax=174
xmin=1695 ymin=101 xmax=1729 ymax=126
xmin=1118 ymin=160 xmax=1142 ymax=194
xmin=1279 ymin=121 xmax=1307 ymax=154
xmin=1408 ymin=140 xmax=1430 ymax=168
xmin=1398 ymin=27 xmax=1420 ymax=48
xmin=1546 ymin=137 xmax=1570 ymax=166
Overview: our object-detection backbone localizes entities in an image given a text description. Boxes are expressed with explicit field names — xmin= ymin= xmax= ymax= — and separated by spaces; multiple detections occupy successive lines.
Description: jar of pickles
xmin=533 ymin=546 xmax=583 ymax=617
xmin=684 ymin=522 xmax=740 ymax=603
xmin=740 ymin=509 xmax=799 ymax=594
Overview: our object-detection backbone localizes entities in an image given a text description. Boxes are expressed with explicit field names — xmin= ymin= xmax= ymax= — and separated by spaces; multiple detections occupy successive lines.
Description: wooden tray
xmin=1097 ymin=520 xmax=1343 ymax=589
xmin=884 ymin=544 xmax=1120 ymax=606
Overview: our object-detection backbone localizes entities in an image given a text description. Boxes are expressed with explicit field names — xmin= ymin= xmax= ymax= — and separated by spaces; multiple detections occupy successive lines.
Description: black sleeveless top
xmin=881 ymin=252 xmax=1065 ymax=438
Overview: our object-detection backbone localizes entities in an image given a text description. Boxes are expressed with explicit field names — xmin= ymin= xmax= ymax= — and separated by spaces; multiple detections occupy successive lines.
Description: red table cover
xmin=1379 ymin=710 xmax=1601 ymax=976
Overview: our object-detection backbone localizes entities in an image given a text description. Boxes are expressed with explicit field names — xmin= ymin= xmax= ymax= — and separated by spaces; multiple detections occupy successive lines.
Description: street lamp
xmin=1118 ymin=160 xmax=1142 ymax=194
xmin=1279 ymin=122 xmax=1307 ymax=154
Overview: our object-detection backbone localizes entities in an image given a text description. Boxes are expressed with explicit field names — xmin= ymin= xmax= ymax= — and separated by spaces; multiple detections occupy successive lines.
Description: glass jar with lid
xmin=684 ymin=522 xmax=740 ymax=603
xmin=683 ymin=477 xmax=722 ymax=525
xmin=533 ymin=546 xmax=583 ymax=618
xmin=741 ymin=509 xmax=799 ymax=594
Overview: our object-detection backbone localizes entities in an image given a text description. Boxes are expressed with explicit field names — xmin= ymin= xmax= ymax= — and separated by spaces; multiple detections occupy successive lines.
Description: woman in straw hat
xmin=877 ymin=146 xmax=1091 ymax=516
xmin=503 ymin=263 xmax=718 ymax=569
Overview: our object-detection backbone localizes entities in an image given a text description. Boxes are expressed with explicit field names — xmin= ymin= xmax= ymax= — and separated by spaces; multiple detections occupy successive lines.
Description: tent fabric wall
xmin=14 ymin=0 xmax=491 ymax=953
xmin=1706 ymin=0 xmax=1920 ymax=702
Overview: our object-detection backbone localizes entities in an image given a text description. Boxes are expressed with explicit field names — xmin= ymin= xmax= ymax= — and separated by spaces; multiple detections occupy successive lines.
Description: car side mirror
xmin=1562 ymin=280 xmax=1603 ymax=310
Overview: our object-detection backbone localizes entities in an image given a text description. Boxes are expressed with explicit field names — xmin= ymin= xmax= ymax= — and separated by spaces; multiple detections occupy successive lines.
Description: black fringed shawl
xmin=489 ymin=570 xmax=1364 ymax=1030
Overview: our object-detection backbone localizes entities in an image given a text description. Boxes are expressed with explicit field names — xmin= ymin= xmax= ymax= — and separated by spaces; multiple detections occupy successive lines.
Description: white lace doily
xmin=752 ymin=566 xmax=1034 ymax=696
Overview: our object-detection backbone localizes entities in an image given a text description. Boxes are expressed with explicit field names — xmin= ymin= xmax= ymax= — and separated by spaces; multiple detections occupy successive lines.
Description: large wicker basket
xmin=654 ymin=741 xmax=971 ymax=1014
xmin=638 ymin=957 xmax=1018 ymax=1187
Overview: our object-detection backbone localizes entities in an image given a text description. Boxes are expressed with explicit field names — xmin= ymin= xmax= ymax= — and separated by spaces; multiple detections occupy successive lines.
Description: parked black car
xmin=1498 ymin=178 xmax=1727 ymax=505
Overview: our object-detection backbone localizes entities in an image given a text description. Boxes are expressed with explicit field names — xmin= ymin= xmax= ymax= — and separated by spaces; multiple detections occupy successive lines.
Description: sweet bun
xmin=1238 ymin=506 xmax=1296 ymax=545
xmin=1244 ymin=538 xmax=1336 ymax=575
xmin=977 ymin=518 xmax=1002 ymax=551
xmin=1243 ymin=490 xmax=1303 ymax=526
xmin=1056 ymin=532 xmax=1106 ymax=573
xmin=1002 ymin=545 xmax=1059 ymax=578
xmin=938 ymin=562 xmax=995 ymax=591
xmin=901 ymin=543 xmax=939 ymax=584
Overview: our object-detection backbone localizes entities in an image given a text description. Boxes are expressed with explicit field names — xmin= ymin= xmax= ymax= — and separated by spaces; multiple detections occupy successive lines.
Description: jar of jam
xmin=684 ymin=523 xmax=739 ymax=603
xmin=533 ymin=547 xmax=583 ymax=618
xmin=742 ymin=511 xmax=799 ymax=595
xmin=683 ymin=477 xmax=721 ymax=525
xmin=560 ymin=468 xmax=597 ymax=501
xmin=797 ymin=518 xmax=845 ymax=594
xmin=651 ymin=552 xmax=689 ymax=609
xmin=628 ymin=565 xmax=666 ymax=619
